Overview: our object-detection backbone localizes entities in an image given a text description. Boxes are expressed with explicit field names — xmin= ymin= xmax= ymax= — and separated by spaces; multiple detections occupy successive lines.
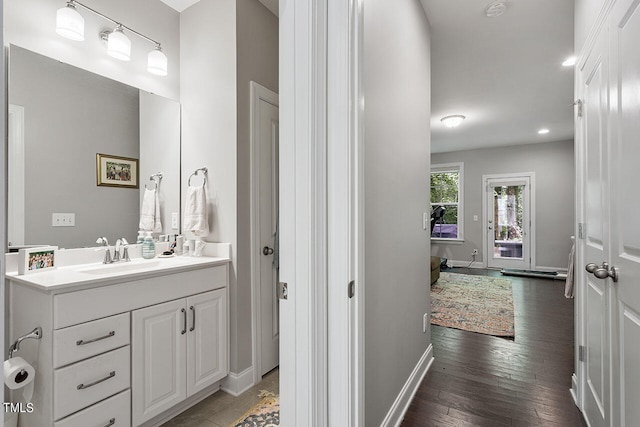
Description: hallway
xmin=402 ymin=268 xmax=586 ymax=426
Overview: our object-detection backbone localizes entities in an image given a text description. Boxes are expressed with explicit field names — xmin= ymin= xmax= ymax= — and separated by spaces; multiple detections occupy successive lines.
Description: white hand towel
xmin=183 ymin=185 xmax=209 ymax=237
xmin=139 ymin=188 xmax=162 ymax=232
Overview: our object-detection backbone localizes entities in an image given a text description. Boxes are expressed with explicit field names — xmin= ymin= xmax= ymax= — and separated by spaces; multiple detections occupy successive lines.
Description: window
xmin=430 ymin=163 xmax=463 ymax=240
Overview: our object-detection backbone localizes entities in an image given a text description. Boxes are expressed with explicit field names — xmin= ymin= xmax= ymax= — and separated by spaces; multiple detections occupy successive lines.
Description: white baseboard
xmin=447 ymin=259 xmax=484 ymax=269
xmin=570 ymin=373 xmax=579 ymax=407
xmin=535 ymin=265 xmax=568 ymax=274
xmin=221 ymin=366 xmax=255 ymax=397
xmin=380 ymin=344 xmax=434 ymax=427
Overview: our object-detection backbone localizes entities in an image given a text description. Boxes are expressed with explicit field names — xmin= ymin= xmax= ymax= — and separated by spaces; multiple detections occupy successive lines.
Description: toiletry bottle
xmin=137 ymin=230 xmax=145 ymax=244
xmin=142 ymin=232 xmax=156 ymax=259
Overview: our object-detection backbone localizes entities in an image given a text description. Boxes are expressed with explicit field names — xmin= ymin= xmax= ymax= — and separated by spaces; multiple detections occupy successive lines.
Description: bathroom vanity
xmin=6 ymin=246 xmax=230 ymax=427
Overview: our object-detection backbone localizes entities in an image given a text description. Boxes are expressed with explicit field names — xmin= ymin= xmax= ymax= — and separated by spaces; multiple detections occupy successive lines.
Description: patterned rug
xmin=230 ymin=391 xmax=279 ymax=427
xmin=431 ymin=272 xmax=515 ymax=337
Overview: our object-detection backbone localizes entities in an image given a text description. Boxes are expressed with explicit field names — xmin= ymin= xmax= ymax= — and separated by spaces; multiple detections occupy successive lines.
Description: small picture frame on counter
xmin=18 ymin=246 xmax=59 ymax=275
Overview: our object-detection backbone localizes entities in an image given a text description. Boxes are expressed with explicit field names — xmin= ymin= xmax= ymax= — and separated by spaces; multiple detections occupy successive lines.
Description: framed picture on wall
xmin=18 ymin=246 xmax=59 ymax=275
xmin=96 ymin=153 xmax=139 ymax=188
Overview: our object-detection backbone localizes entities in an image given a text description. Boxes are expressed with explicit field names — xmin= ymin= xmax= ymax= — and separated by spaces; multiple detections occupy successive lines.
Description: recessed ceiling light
xmin=538 ymin=128 xmax=550 ymax=135
xmin=441 ymin=115 xmax=466 ymax=128
xmin=562 ymin=56 xmax=576 ymax=67
xmin=485 ymin=1 xmax=507 ymax=17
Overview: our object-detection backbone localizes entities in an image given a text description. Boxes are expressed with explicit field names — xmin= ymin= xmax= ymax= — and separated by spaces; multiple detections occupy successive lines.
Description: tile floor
xmin=161 ymin=369 xmax=279 ymax=427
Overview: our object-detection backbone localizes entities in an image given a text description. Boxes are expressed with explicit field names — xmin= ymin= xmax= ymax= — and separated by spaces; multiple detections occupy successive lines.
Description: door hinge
xmin=278 ymin=282 xmax=288 ymax=300
xmin=348 ymin=280 xmax=355 ymax=299
xmin=579 ymin=345 xmax=585 ymax=362
xmin=578 ymin=223 xmax=586 ymax=239
xmin=573 ymin=99 xmax=584 ymax=118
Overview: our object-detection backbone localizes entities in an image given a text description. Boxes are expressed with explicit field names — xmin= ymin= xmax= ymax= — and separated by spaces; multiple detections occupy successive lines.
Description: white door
xmin=609 ymin=1 xmax=640 ymax=424
xmin=132 ymin=299 xmax=187 ymax=426
xmin=186 ymin=289 xmax=228 ymax=396
xmin=485 ymin=175 xmax=532 ymax=270
xmin=579 ymin=26 xmax=610 ymax=427
xmin=251 ymin=82 xmax=280 ymax=378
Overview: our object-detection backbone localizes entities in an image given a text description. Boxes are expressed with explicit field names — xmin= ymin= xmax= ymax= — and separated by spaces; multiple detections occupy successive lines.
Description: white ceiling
xmin=420 ymin=0 xmax=575 ymax=153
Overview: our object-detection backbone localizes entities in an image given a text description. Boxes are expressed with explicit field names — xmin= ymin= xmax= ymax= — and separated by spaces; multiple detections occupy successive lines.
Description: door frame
xmin=482 ymin=172 xmax=536 ymax=270
xmin=249 ymin=81 xmax=279 ymax=385
xmin=279 ymin=0 xmax=364 ymax=424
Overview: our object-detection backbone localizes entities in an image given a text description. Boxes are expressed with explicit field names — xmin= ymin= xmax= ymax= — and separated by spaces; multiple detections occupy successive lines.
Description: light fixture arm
xmin=68 ymin=0 xmax=162 ymax=48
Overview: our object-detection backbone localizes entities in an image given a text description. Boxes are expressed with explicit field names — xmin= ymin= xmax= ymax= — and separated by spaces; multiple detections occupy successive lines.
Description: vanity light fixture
xmin=441 ymin=115 xmax=466 ymax=128
xmin=56 ymin=1 xmax=85 ymax=41
xmin=56 ymin=0 xmax=168 ymax=76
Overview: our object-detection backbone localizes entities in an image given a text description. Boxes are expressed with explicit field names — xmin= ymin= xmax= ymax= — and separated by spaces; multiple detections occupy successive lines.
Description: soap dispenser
xmin=136 ymin=230 xmax=145 ymax=244
xmin=142 ymin=232 xmax=156 ymax=259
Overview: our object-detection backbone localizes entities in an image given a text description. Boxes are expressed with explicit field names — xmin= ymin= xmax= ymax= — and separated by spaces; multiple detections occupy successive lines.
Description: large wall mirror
xmin=7 ymin=45 xmax=181 ymax=250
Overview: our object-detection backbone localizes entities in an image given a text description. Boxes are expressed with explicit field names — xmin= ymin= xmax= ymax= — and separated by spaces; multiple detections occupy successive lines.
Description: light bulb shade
xmin=107 ymin=28 xmax=131 ymax=61
xmin=441 ymin=115 xmax=466 ymax=128
xmin=56 ymin=4 xmax=84 ymax=41
xmin=148 ymin=48 xmax=168 ymax=76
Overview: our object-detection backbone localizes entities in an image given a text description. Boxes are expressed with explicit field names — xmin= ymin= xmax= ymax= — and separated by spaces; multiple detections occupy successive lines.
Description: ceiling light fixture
xmin=485 ymin=1 xmax=508 ymax=17
xmin=562 ymin=56 xmax=577 ymax=67
xmin=538 ymin=128 xmax=550 ymax=135
xmin=56 ymin=0 xmax=168 ymax=76
xmin=441 ymin=115 xmax=466 ymax=128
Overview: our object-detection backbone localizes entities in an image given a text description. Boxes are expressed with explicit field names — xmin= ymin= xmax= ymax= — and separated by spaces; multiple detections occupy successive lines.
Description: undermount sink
xmin=79 ymin=260 xmax=162 ymax=275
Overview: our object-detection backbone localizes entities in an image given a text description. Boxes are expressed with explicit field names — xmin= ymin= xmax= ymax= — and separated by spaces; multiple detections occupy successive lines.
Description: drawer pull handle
xmin=77 ymin=371 xmax=115 ymax=390
xmin=181 ymin=308 xmax=187 ymax=335
xmin=76 ymin=331 xmax=116 ymax=346
xmin=103 ymin=418 xmax=116 ymax=427
xmin=190 ymin=306 xmax=196 ymax=332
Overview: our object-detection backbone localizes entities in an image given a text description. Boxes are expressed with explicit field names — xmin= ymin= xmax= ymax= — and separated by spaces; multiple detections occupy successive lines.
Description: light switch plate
xmin=171 ymin=212 xmax=179 ymax=229
xmin=52 ymin=213 xmax=75 ymax=227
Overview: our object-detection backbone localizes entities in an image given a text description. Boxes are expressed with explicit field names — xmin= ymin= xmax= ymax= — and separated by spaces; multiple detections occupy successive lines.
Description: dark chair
xmin=430 ymin=206 xmax=446 ymax=285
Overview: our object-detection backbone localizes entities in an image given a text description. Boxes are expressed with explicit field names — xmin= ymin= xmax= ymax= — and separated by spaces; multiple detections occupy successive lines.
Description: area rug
xmin=230 ymin=391 xmax=279 ymax=427
xmin=431 ymin=272 xmax=515 ymax=337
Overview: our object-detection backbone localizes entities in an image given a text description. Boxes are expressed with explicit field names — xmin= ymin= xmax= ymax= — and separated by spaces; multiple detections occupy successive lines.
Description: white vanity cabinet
xmin=7 ymin=256 xmax=229 ymax=427
xmin=132 ymin=289 xmax=227 ymax=425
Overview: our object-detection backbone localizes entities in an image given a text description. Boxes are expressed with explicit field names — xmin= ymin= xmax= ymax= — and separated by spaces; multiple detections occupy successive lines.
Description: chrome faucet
xmin=97 ymin=237 xmax=112 ymax=264
xmin=114 ymin=238 xmax=130 ymax=262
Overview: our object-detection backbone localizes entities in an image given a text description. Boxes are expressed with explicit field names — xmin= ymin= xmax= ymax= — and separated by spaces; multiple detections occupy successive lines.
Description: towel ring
xmin=188 ymin=167 xmax=208 ymax=186
xmin=145 ymin=172 xmax=163 ymax=190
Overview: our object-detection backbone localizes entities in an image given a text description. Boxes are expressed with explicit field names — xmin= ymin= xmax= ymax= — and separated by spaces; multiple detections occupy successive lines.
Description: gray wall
xmin=180 ymin=0 xmax=241 ymax=372
xmin=364 ymin=0 xmax=432 ymax=425
xmin=431 ymin=140 xmax=575 ymax=270
xmin=236 ymin=0 xmax=279 ymax=372
xmin=9 ymin=46 xmax=140 ymax=249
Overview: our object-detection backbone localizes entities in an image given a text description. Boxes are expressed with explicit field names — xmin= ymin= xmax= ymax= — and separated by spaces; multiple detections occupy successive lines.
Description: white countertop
xmin=6 ymin=255 xmax=230 ymax=293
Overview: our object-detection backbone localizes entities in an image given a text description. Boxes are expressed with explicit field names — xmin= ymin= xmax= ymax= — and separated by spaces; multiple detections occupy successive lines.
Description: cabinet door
xmin=132 ymin=299 xmax=187 ymax=425
xmin=186 ymin=289 xmax=228 ymax=396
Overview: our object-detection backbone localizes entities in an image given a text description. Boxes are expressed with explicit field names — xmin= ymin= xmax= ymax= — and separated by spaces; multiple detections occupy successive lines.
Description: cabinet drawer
xmin=54 ymin=346 xmax=130 ymax=420
xmin=54 ymin=389 xmax=131 ymax=427
xmin=54 ymin=313 xmax=130 ymax=368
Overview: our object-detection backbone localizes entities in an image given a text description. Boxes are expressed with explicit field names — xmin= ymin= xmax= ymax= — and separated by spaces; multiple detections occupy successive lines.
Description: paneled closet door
xmin=578 ymin=24 xmax=611 ymax=427
xmin=609 ymin=0 xmax=640 ymax=425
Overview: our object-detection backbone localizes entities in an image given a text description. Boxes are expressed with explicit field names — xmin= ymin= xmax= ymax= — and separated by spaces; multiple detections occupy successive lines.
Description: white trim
xmin=430 ymin=162 xmax=464 ymax=241
xmin=379 ymin=344 xmax=434 ymax=427
xmin=279 ymin=0 xmax=329 ymax=424
xmin=327 ymin=0 xmax=364 ymax=425
xmin=446 ymin=260 xmax=485 ymax=269
xmin=571 ymin=373 xmax=580 ymax=407
xmin=482 ymin=172 xmax=536 ymax=270
xmin=220 ymin=367 xmax=256 ymax=397
xmin=534 ymin=265 xmax=568 ymax=274
xmin=8 ymin=104 xmax=26 ymax=247
xmin=249 ymin=81 xmax=279 ymax=386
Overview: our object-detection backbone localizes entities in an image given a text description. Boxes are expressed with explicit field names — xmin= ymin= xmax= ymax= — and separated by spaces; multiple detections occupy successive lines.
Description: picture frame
xmin=96 ymin=153 xmax=139 ymax=188
xmin=18 ymin=246 xmax=59 ymax=275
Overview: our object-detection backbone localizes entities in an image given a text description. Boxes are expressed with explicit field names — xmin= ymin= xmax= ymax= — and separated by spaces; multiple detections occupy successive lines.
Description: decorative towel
xmin=183 ymin=185 xmax=209 ymax=237
xmin=565 ymin=241 xmax=576 ymax=298
xmin=139 ymin=188 xmax=162 ymax=233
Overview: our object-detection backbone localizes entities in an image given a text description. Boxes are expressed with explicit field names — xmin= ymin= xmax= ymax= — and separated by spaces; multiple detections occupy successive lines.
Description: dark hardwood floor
xmin=401 ymin=268 xmax=587 ymax=427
